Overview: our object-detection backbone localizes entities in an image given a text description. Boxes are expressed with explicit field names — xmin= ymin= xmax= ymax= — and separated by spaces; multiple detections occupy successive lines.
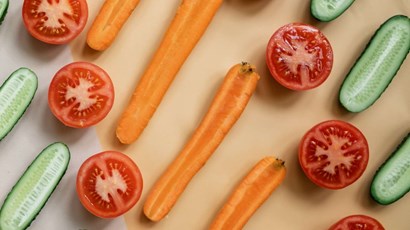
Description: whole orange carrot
xmin=209 ymin=157 xmax=286 ymax=230
xmin=116 ymin=0 xmax=223 ymax=144
xmin=143 ymin=62 xmax=260 ymax=222
xmin=87 ymin=0 xmax=141 ymax=51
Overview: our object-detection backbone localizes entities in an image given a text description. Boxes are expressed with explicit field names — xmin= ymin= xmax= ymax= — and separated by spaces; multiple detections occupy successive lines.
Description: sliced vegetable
xmin=339 ymin=15 xmax=410 ymax=112
xmin=0 ymin=0 xmax=8 ymax=24
xmin=87 ymin=0 xmax=141 ymax=51
xmin=0 ymin=142 xmax=70 ymax=230
xmin=371 ymin=133 xmax=410 ymax=205
xmin=143 ymin=62 xmax=260 ymax=222
xmin=298 ymin=120 xmax=369 ymax=189
xmin=48 ymin=62 xmax=114 ymax=128
xmin=311 ymin=0 xmax=355 ymax=22
xmin=328 ymin=214 xmax=385 ymax=230
xmin=209 ymin=157 xmax=286 ymax=230
xmin=76 ymin=151 xmax=143 ymax=218
xmin=116 ymin=0 xmax=223 ymax=144
xmin=0 ymin=67 xmax=38 ymax=141
xmin=266 ymin=22 xmax=333 ymax=90
xmin=22 ymin=0 xmax=88 ymax=44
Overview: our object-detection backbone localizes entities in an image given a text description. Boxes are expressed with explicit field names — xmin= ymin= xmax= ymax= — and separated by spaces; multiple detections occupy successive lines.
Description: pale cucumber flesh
xmin=311 ymin=0 xmax=355 ymax=21
xmin=0 ymin=0 xmax=8 ymax=24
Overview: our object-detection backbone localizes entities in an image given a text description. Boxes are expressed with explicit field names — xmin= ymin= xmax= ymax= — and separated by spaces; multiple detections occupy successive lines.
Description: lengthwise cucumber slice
xmin=0 ymin=0 xmax=8 ymax=24
xmin=0 ymin=142 xmax=70 ymax=230
xmin=371 ymin=134 xmax=410 ymax=205
xmin=339 ymin=15 xmax=410 ymax=112
xmin=0 ymin=68 xmax=38 ymax=140
xmin=311 ymin=0 xmax=355 ymax=22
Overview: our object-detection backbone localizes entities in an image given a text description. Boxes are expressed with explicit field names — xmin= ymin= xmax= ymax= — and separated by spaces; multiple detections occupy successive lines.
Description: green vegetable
xmin=0 ymin=0 xmax=8 ymax=24
xmin=311 ymin=0 xmax=355 ymax=22
xmin=0 ymin=142 xmax=70 ymax=230
xmin=371 ymin=133 xmax=410 ymax=205
xmin=339 ymin=15 xmax=410 ymax=112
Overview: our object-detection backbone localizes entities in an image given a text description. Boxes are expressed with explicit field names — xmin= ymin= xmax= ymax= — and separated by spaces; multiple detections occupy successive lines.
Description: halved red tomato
xmin=48 ymin=62 xmax=114 ymax=128
xmin=266 ymin=23 xmax=333 ymax=90
xmin=299 ymin=120 xmax=369 ymax=189
xmin=76 ymin=151 xmax=143 ymax=218
xmin=329 ymin=215 xmax=385 ymax=230
xmin=22 ymin=0 xmax=88 ymax=44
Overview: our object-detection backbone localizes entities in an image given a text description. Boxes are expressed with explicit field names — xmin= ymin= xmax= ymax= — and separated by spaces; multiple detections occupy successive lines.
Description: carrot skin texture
xmin=116 ymin=0 xmax=223 ymax=144
xmin=143 ymin=63 xmax=260 ymax=222
xmin=210 ymin=157 xmax=286 ymax=230
xmin=87 ymin=0 xmax=141 ymax=51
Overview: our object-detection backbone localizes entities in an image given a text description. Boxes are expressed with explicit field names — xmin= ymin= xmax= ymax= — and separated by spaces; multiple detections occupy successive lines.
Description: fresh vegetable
xmin=209 ymin=157 xmax=286 ymax=230
xmin=328 ymin=214 xmax=385 ymax=230
xmin=22 ymin=0 xmax=88 ymax=44
xmin=0 ymin=142 xmax=70 ymax=230
xmin=0 ymin=67 xmax=38 ymax=141
xmin=0 ymin=0 xmax=8 ymax=24
xmin=339 ymin=15 xmax=410 ymax=112
xmin=299 ymin=120 xmax=369 ymax=189
xmin=48 ymin=62 xmax=114 ymax=128
xmin=266 ymin=22 xmax=333 ymax=91
xmin=143 ymin=62 xmax=260 ymax=222
xmin=76 ymin=151 xmax=143 ymax=218
xmin=87 ymin=0 xmax=141 ymax=51
xmin=311 ymin=0 xmax=355 ymax=22
xmin=116 ymin=0 xmax=223 ymax=144
xmin=370 ymin=133 xmax=410 ymax=205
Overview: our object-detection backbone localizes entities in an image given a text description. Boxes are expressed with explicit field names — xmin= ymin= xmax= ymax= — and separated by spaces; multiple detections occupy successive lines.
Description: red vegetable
xmin=298 ymin=120 xmax=369 ymax=189
xmin=266 ymin=23 xmax=333 ymax=90
xmin=329 ymin=214 xmax=385 ymax=230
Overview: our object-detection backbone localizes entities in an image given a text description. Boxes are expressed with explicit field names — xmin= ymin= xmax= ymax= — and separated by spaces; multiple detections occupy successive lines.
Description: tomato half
xmin=22 ymin=0 xmax=88 ymax=44
xmin=329 ymin=215 xmax=385 ymax=230
xmin=266 ymin=23 xmax=333 ymax=90
xmin=298 ymin=120 xmax=369 ymax=189
xmin=76 ymin=151 xmax=143 ymax=218
xmin=48 ymin=62 xmax=114 ymax=128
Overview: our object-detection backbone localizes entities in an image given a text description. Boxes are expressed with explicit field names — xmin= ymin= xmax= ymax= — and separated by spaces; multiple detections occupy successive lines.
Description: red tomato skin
xmin=298 ymin=120 xmax=369 ymax=190
xmin=76 ymin=151 xmax=143 ymax=219
xmin=22 ymin=0 xmax=88 ymax=44
xmin=329 ymin=215 xmax=385 ymax=230
xmin=48 ymin=62 xmax=114 ymax=128
xmin=266 ymin=23 xmax=333 ymax=91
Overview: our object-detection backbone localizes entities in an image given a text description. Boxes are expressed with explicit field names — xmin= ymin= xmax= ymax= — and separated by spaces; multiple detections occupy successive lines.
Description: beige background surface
xmin=71 ymin=0 xmax=410 ymax=229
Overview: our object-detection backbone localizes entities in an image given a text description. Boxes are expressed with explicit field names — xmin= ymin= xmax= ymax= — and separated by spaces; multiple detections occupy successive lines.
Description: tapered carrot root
xmin=87 ymin=0 xmax=141 ymax=51
xmin=143 ymin=62 xmax=260 ymax=222
xmin=209 ymin=157 xmax=286 ymax=230
xmin=116 ymin=0 xmax=223 ymax=144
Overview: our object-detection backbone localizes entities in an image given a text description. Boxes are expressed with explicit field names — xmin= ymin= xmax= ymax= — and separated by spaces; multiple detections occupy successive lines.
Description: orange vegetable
xmin=143 ymin=62 xmax=260 ymax=222
xmin=210 ymin=157 xmax=286 ymax=230
xmin=116 ymin=0 xmax=223 ymax=144
xmin=87 ymin=0 xmax=141 ymax=51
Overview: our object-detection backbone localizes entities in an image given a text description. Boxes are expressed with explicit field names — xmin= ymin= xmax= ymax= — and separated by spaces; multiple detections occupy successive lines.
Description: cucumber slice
xmin=311 ymin=0 xmax=355 ymax=22
xmin=0 ymin=142 xmax=70 ymax=230
xmin=0 ymin=68 xmax=38 ymax=140
xmin=339 ymin=15 xmax=410 ymax=112
xmin=370 ymin=134 xmax=410 ymax=205
xmin=0 ymin=0 xmax=8 ymax=24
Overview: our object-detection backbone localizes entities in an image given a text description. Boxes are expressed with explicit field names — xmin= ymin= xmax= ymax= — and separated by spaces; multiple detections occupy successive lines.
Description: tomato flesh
xmin=76 ymin=151 xmax=143 ymax=218
xmin=266 ymin=23 xmax=333 ymax=90
xmin=299 ymin=120 xmax=369 ymax=189
xmin=48 ymin=62 xmax=114 ymax=128
xmin=22 ymin=0 xmax=88 ymax=44
xmin=329 ymin=215 xmax=385 ymax=230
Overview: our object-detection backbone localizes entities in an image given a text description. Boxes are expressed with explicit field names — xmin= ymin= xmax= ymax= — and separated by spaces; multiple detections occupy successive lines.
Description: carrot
xmin=87 ymin=0 xmax=141 ymax=51
xmin=209 ymin=157 xmax=286 ymax=230
xmin=116 ymin=0 xmax=223 ymax=144
xmin=143 ymin=62 xmax=260 ymax=222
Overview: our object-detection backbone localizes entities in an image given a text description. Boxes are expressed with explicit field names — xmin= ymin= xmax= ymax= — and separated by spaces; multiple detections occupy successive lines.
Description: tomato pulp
xmin=266 ymin=23 xmax=333 ymax=90
xmin=76 ymin=151 xmax=143 ymax=218
xmin=48 ymin=62 xmax=114 ymax=128
xmin=22 ymin=0 xmax=88 ymax=44
xmin=329 ymin=215 xmax=385 ymax=230
xmin=299 ymin=120 xmax=369 ymax=189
